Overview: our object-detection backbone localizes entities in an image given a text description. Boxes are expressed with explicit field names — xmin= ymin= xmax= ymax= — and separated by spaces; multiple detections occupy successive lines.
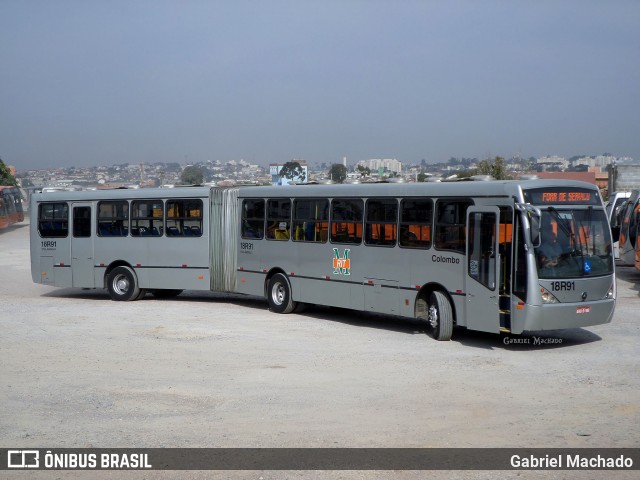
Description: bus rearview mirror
xmin=530 ymin=213 xmax=541 ymax=247
xmin=516 ymin=203 xmax=542 ymax=248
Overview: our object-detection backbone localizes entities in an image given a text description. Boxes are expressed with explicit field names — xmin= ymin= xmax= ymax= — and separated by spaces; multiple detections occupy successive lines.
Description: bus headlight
xmin=540 ymin=287 xmax=559 ymax=304
xmin=604 ymin=285 xmax=614 ymax=299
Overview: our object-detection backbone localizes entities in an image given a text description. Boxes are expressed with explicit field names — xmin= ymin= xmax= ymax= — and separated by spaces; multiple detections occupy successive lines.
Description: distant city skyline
xmin=1 ymin=1 xmax=639 ymax=171
xmin=14 ymin=152 xmax=636 ymax=175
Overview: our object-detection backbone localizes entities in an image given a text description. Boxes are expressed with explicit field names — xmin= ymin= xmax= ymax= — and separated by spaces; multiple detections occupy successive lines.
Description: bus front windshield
xmin=535 ymin=207 xmax=613 ymax=279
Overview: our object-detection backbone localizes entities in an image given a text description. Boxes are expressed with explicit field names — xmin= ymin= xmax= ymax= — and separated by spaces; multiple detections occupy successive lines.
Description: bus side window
xmin=97 ymin=201 xmax=129 ymax=237
xmin=166 ymin=199 xmax=203 ymax=237
xmin=131 ymin=200 xmax=163 ymax=237
xmin=38 ymin=202 xmax=69 ymax=238
xmin=631 ymin=204 xmax=640 ymax=249
xmin=73 ymin=206 xmax=92 ymax=238
xmin=292 ymin=198 xmax=328 ymax=243
xmin=468 ymin=211 xmax=497 ymax=290
xmin=434 ymin=200 xmax=472 ymax=253
xmin=4 ymin=190 xmax=16 ymax=215
xmin=365 ymin=199 xmax=398 ymax=247
xmin=241 ymin=199 xmax=265 ymax=239
xmin=400 ymin=198 xmax=432 ymax=249
xmin=266 ymin=199 xmax=291 ymax=241
xmin=330 ymin=199 xmax=363 ymax=244
xmin=498 ymin=206 xmax=513 ymax=295
xmin=513 ymin=216 xmax=528 ymax=302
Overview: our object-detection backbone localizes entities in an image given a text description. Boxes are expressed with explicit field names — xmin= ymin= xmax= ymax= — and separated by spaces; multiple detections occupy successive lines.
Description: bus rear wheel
xmin=267 ymin=273 xmax=296 ymax=314
xmin=106 ymin=266 xmax=141 ymax=301
xmin=428 ymin=291 xmax=453 ymax=341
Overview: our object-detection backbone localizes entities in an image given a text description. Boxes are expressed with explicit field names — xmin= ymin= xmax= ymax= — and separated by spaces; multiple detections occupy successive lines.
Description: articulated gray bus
xmin=30 ymin=179 xmax=615 ymax=340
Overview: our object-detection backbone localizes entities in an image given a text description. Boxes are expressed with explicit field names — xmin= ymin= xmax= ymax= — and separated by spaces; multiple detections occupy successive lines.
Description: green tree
xmin=417 ymin=172 xmax=429 ymax=182
xmin=0 ymin=158 xmax=18 ymax=186
xmin=180 ymin=166 xmax=205 ymax=185
xmin=455 ymin=170 xmax=475 ymax=179
xmin=328 ymin=163 xmax=347 ymax=183
xmin=278 ymin=161 xmax=306 ymax=183
xmin=356 ymin=164 xmax=371 ymax=177
xmin=476 ymin=156 xmax=511 ymax=180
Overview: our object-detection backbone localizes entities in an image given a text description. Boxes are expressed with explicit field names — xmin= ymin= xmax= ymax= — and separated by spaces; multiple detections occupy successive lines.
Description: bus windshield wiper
xmin=547 ymin=206 xmax=574 ymax=241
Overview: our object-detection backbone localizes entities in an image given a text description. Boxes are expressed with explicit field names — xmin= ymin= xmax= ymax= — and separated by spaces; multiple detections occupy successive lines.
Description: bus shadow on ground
xmin=294 ymin=305 xmax=431 ymax=337
xmin=42 ymin=288 xmax=111 ymax=301
xmin=280 ymin=305 xmax=603 ymax=351
xmin=42 ymin=288 xmax=257 ymax=304
xmin=41 ymin=289 xmax=603 ymax=350
xmin=455 ymin=327 xmax=602 ymax=351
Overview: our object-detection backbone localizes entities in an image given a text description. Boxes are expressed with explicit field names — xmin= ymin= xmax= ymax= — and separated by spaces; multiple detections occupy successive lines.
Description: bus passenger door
xmin=71 ymin=203 xmax=95 ymax=288
xmin=465 ymin=207 xmax=500 ymax=333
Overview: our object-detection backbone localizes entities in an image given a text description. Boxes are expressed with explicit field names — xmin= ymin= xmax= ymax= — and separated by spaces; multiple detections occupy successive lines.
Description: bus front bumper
xmin=515 ymin=299 xmax=615 ymax=334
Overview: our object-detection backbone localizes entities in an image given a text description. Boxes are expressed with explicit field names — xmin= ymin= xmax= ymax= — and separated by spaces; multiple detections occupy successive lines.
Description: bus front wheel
xmin=107 ymin=266 xmax=142 ymax=301
xmin=428 ymin=291 xmax=453 ymax=341
xmin=267 ymin=273 xmax=296 ymax=314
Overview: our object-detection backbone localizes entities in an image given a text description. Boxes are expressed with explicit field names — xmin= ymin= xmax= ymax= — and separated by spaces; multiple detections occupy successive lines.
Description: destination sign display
xmin=523 ymin=187 xmax=600 ymax=205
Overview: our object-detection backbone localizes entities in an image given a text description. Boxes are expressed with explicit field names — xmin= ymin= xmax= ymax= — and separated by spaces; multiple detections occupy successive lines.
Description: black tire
xmin=293 ymin=302 xmax=308 ymax=313
xmin=106 ymin=266 xmax=141 ymax=301
xmin=267 ymin=273 xmax=296 ymax=314
xmin=150 ymin=289 xmax=183 ymax=299
xmin=134 ymin=289 xmax=147 ymax=300
xmin=428 ymin=291 xmax=454 ymax=341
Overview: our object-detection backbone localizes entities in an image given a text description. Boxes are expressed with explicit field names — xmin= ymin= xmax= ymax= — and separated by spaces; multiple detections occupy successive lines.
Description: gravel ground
xmin=1 ymin=220 xmax=638 ymax=479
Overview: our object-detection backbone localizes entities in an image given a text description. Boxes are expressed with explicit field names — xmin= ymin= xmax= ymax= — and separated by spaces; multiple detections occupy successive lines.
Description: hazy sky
xmin=1 ymin=0 xmax=639 ymax=170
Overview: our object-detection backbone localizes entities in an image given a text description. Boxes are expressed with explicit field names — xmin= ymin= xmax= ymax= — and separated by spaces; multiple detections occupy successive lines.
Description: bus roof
xmin=31 ymin=186 xmax=212 ymax=202
xmin=235 ymin=179 xmax=602 ymax=201
xmin=30 ymin=179 xmax=602 ymax=204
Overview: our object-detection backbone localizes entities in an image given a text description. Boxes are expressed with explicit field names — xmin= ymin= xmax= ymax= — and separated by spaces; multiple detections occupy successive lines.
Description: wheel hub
xmin=428 ymin=304 xmax=438 ymax=329
xmin=272 ymin=283 xmax=285 ymax=305
xmin=114 ymin=275 xmax=130 ymax=295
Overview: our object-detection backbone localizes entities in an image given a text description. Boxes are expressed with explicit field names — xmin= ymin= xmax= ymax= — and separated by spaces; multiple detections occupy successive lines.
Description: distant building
xmin=593 ymin=169 xmax=608 ymax=191
xmin=573 ymin=155 xmax=616 ymax=168
xmin=533 ymin=171 xmax=598 ymax=186
xmin=357 ymin=158 xmax=402 ymax=174
xmin=537 ymin=155 xmax=569 ymax=170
